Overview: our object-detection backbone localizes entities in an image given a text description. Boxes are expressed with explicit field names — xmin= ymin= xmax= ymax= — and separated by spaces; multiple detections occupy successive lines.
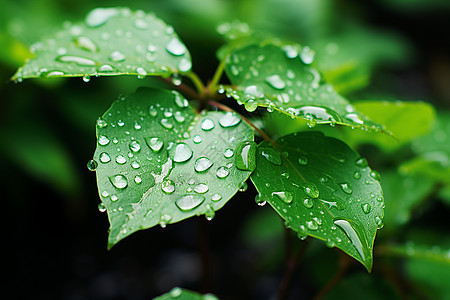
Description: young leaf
xmin=250 ymin=132 xmax=384 ymax=271
xmin=223 ymin=42 xmax=385 ymax=132
xmin=92 ymin=87 xmax=253 ymax=248
xmin=13 ymin=7 xmax=192 ymax=81
xmin=153 ymin=287 xmax=218 ymax=300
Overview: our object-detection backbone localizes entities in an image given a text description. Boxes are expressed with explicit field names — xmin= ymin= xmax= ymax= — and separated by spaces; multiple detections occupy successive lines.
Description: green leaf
xmin=349 ymin=100 xmax=435 ymax=151
xmin=250 ymin=132 xmax=384 ymax=271
xmin=223 ymin=42 xmax=386 ymax=132
xmin=92 ymin=87 xmax=253 ymax=248
xmin=153 ymin=287 xmax=218 ymax=300
xmin=400 ymin=112 xmax=450 ymax=183
xmin=381 ymin=171 xmax=435 ymax=235
xmin=13 ymin=7 xmax=192 ymax=81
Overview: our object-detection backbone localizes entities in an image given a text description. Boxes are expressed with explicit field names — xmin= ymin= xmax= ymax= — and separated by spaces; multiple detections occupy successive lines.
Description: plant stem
xmin=161 ymin=76 xmax=200 ymax=99
xmin=312 ymin=253 xmax=350 ymax=300
xmin=277 ymin=238 xmax=310 ymax=300
xmin=208 ymin=57 xmax=227 ymax=92
xmin=186 ymin=71 xmax=206 ymax=98
xmin=208 ymin=100 xmax=273 ymax=143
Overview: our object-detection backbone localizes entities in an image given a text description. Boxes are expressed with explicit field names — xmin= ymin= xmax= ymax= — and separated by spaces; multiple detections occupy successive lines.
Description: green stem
xmin=208 ymin=57 xmax=227 ymax=92
xmin=186 ymin=71 xmax=206 ymax=98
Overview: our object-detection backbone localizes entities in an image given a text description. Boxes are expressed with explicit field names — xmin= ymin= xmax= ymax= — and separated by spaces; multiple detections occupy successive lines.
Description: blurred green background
xmin=2 ymin=0 xmax=450 ymax=299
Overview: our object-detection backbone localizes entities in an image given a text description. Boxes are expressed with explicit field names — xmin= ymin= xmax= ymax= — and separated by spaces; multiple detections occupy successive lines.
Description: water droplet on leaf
xmin=109 ymin=174 xmax=128 ymax=189
xmin=235 ymin=141 xmax=256 ymax=171
xmin=175 ymin=194 xmax=205 ymax=211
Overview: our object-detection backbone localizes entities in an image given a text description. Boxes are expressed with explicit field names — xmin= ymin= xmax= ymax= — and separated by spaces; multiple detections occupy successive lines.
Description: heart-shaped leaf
xmin=13 ymin=7 xmax=191 ymax=81
xmin=250 ymin=131 xmax=384 ymax=271
xmin=223 ymin=42 xmax=385 ymax=132
xmin=92 ymin=87 xmax=253 ymax=248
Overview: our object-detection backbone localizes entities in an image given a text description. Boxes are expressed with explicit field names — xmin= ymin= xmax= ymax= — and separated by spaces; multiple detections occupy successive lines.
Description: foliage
xmin=6 ymin=2 xmax=450 ymax=299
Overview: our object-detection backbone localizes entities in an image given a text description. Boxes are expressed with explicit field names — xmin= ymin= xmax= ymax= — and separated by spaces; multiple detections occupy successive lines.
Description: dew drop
xmin=219 ymin=112 xmax=241 ymax=128
xmin=374 ymin=216 xmax=384 ymax=229
xmin=148 ymin=106 xmax=158 ymax=117
xmin=75 ymin=36 xmax=98 ymax=52
xmin=87 ymin=159 xmax=97 ymax=171
xmin=353 ymin=171 xmax=361 ymax=179
xmin=244 ymin=100 xmax=258 ymax=112
xmin=160 ymin=214 xmax=172 ymax=228
xmin=194 ymin=183 xmax=209 ymax=194
xmin=174 ymin=111 xmax=185 ymax=123
xmin=131 ymin=161 xmax=140 ymax=169
xmin=334 ymin=219 xmax=365 ymax=261
xmin=355 ymin=157 xmax=368 ymax=168
xmin=303 ymin=198 xmax=313 ymax=208
xmin=361 ymin=203 xmax=372 ymax=214
xmin=340 ymin=183 xmax=353 ymax=194
xmin=201 ymin=118 xmax=215 ymax=131
xmin=109 ymin=50 xmax=126 ymax=62
xmin=111 ymin=194 xmax=118 ymax=202
xmin=307 ymin=220 xmax=319 ymax=230
xmin=272 ymin=191 xmax=293 ymax=204
xmin=161 ymin=179 xmax=175 ymax=194
xmin=96 ymin=118 xmax=108 ymax=128
xmin=166 ymin=38 xmax=187 ymax=56
xmin=235 ymin=141 xmax=257 ymax=171
xmin=134 ymin=175 xmax=142 ymax=184
xmin=212 ymin=194 xmax=222 ymax=202
xmin=82 ymin=74 xmax=91 ymax=82
xmin=216 ymin=166 xmax=230 ymax=179
xmin=195 ymin=157 xmax=213 ymax=172
xmin=303 ymin=183 xmax=319 ymax=199
xmin=109 ymin=174 xmax=128 ymax=189
xmin=85 ymin=7 xmax=120 ymax=27
xmin=145 ymin=137 xmax=164 ymax=152
xmin=299 ymin=46 xmax=315 ymax=64
xmin=205 ymin=204 xmax=215 ymax=221
xmin=175 ymin=194 xmax=205 ymax=211
xmin=100 ymin=152 xmax=111 ymax=163
xmin=160 ymin=118 xmax=174 ymax=129
xmin=173 ymin=143 xmax=193 ymax=162
xmin=115 ymin=155 xmax=127 ymax=164
xmin=178 ymin=58 xmax=192 ymax=72
xmin=57 ymin=55 xmax=96 ymax=66
xmin=298 ymin=156 xmax=308 ymax=165
xmin=261 ymin=148 xmax=281 ymax=165
xmin=129 ymin=140 xmax=141 ymax=152
xmin=224 ymin=148 xmax=234 ymax=158
xmin=98 ymin=202 xmax=107 ymax=212
xmin=370 ymin=170 xmax=381 ymax=181
xmin=265 ymin=74 xmax=286 ymax=90
xmin=239 ymin=181 xmax=248 ymax=192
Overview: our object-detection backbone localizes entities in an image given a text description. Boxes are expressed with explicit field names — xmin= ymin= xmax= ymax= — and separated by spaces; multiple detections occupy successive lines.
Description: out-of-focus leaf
xmin=92 ymin=87 xmax=253 ymax=248
xmin=401 ymin=112 xmax=450 ymax=183
xmin=0 ymin=123 xmax=81 ymax=195
xmin=13 ymin=7 xmax=192 ymax=81
xmin=250 ymin=131 xmax=384 ymax=271
xmin=381 ymin=171 xmax=435 ymax=235
xmin=153 ymin=287 xmax=218 ymax=300
xmin=312 ymin=26 xmax=410 ymax=94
